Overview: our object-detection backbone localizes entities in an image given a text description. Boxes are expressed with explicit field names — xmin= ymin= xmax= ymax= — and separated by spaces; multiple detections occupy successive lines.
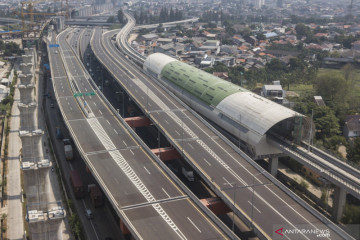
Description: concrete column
xmin=22 ymin=55 xmax=33 ymax=64
xmin=332 ymin=186 xmax=346 ymax=223
xmin=268 ymin=157 xmax=279 ymax=176
xmin=19 ymin=130 xmax=43 ymax=162
xmin=18 ymin=102 xmax=37 ymax=131
xmin=18 ymin=74 xmax=33 ymax=85
xmin=18 ymin=84 xmax=35 ymax=104
xmin=20 ymin=63 xmax=33 ymax=75
xmin=24 ymin=48 xmax=33 ymax=56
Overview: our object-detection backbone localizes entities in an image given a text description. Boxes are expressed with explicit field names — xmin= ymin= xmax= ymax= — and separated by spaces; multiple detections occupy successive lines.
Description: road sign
xmin=85 ymin=92 xmax=96 ymax=96
xmin=48 ymin=44 xmax=60 ymax=48
xmin=73 ymin=93 xmax=83 ymax=97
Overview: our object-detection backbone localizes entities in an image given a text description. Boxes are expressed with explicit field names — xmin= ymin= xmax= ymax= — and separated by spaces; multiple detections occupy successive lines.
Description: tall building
xmin=255 ymin=0 xmax=265 ymax=9
xmin=277 ymin=0 xmax=283 ymax=8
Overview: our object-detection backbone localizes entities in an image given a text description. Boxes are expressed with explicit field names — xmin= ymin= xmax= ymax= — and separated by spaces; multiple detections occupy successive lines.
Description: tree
xmin=347 ymin=138 xmax=360 ymax=164
xmin=106 ymin=16 xmax=116 ymax=23
xmin=117 ymin=9 xmax=124 ymax=24
xmin=315 ymin=72 xmax=349 ymax=110
xmin=313 ymin=106 xmax=340 ymax=140
xmin=256 ymin=33 xmax=266 ymax=41
xmin=295 ymin=23 xmax=310 ymax=40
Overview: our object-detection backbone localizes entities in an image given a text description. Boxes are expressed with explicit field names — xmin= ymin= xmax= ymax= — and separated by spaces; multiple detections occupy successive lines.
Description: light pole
xmin=222 ymin=170 xmax=269 ymax=236
xmin=223 ymin=182 xmax=237 ymax=235
xmin=320 ymin=169 xmax=332 ymax=218
xmin=308 ymin=109 xmax=313 ymax=152
xmin=116 ymin=91 xmax=124 ymax=116
xmin=251 ymin=170 xmax=266 ymax=228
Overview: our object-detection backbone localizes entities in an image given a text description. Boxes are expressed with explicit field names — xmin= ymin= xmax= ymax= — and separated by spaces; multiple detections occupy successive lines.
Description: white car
xmin=85 ymin=209 xmax=93 ymax=219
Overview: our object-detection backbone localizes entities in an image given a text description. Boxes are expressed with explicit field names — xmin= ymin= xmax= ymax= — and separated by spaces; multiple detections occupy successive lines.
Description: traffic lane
xmin=149 ymin=110 xmax=316 ymax=238
xmin=67 ymin=119 xmax=106 ymax=154
xmin=197 ymin=137 xmax=335 ymax=238
xmin=120 ymin=147 xmax=185 ymax=200
xmin=53 ymin=77 xmax=73 ymax=97
xmin=86 ymin=151 xmax=148 ymax=207
xmin=58 ymin=97 xmax=84 ymax=121
xmin=97 ymin=115 xmax=139 ymax=149
xmin=122 ymin=199 xmax=228 ymax=240
xmin=179 ymin=110 xmax=222 ymax=138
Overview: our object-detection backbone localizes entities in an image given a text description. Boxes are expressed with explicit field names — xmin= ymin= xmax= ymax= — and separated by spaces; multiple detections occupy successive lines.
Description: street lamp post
xmin=251 ymin=170 xmax=266 ymax=228
xmin=116 ymin=91 xmax=124 ymax=116
xmin=222 ymin=170 xmax=269 ymax=236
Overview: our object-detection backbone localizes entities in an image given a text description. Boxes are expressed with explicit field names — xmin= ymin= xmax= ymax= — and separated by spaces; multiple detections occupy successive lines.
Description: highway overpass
xmin=47 ymin=29 xmax=235 ymax=239
xmin=90 ymin=25 xmax=353 ymax=239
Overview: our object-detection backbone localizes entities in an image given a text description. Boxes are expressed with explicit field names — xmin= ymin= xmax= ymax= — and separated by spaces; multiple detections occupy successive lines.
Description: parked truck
xmin=70 ymin=170 xmax=85 ymax=198
xmin=182 ymin=167 xmax=194 ymax=182
xmin=88 ymin=184 xmax=104 ymax=207
xmin=63 ymin=139 xmax=73 ymax=161
xmin=56 ymin=127 xmax=63 ymax=139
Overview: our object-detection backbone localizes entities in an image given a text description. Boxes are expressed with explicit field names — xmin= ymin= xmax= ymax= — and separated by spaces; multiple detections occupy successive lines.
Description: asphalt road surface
xmin=47 ymin=29 xmax=230 ymax=240
xmin=90 ymin=27 xmax=351 ymax=240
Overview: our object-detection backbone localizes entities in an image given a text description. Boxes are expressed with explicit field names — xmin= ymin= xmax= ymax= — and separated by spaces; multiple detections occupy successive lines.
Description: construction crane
xmin=20 ymin=0 xmax=69 ymax=33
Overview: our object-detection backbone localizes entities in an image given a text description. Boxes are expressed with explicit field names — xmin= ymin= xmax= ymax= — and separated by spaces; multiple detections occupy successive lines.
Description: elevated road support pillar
xmin=18 ymin=102 xmax=37 ymax=131
xmin=120 ymin=219 xmax=130 ymax=235
xmin=18 ymin=73 xmax=33 ymax=85
xmin=22 ymin=55 xmax=33 ymax=64
xmin=332 ymin=186 xmax=346 ymax=223
xmin=151 ymin=147 xmax=181 ymax=161
xmin=200 ymin=197 xmax=231 ymax=215
xmin=124 ymin=116 xmax=152 ymax=128
xmin=268 ymin=156 xmax=279 ymax=176
xmin=19 ymin=130 xmax=43 ymax=162
xmin=19 ymin=63 xmax=33 ymax=75
xmin=18 ymin=84 xmax=35 ymax=104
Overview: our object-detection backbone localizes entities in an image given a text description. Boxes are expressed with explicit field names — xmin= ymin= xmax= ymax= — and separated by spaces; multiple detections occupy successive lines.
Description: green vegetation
xmin=106 ymin=16 xmax=116 ymax=23
xmin=0 ymin=40 xmax=22 ymax=57
xmin=347 ymin=138 xmax=360 ymax=165
xmin=67 ymin=200 xmax=84 ymax=239
xmin=342 ymin=203 xmax=360 ymax=224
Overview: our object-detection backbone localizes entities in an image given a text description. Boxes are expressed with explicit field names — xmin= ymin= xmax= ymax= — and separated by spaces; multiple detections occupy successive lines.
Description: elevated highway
xmin=91 ymin=26 xmax=353 ymax=239
xmin=120 ymin=12 xmax=360 ymax=217
xmin=47 ymin=29 xmax=234 ymax=240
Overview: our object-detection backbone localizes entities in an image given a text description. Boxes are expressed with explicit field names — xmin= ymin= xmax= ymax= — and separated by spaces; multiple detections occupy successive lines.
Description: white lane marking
xmin=203 ymin=158 xmax=211 ymax=166
xmin=68 ymin=102 xmax=70 ymax=105
xmin=70 ymin=107 xmax=73 ymax=111
xmin=148 ymin=103 xmax=152 ymax=107
xmin=85 ymin=87 xmax=88 ymax=91
xmin=248 ymin=201 xmax=261 ymax=213
xmin=106 ymin=120 xmax=110 ymax=125
xmin=162 ymin=188 xmax=170 ymax=198
xmin=143 ymin=166 xmax=151 ymax=175
xmin=99 ymin=110 xmax=102 ymax=115
xmin=164 ymin=120 xmax=169 ymax=124
xmin=94 ymin=102 xmax=97 ymax=106
xmin=122 ymin=140 xmax=127 ymax=146
xmin=222 ymin=177 xmax=233 ymax=187
xmin=188 ymin=143 xmax=194 ymax=149
xmin=89 ymin=96 xmax=92 ymax=99
xmin=130 ymin=149 xmax=134 ymax=155
xmin=114 ymin=177 xmax=119 ymax=184
xmin=174 ymin=130 xmax=180 ymax=136
xmin=113 ymin=129 xmax=118 ymax=134
xmin=187 ymin=217 xmax=201 ymax=233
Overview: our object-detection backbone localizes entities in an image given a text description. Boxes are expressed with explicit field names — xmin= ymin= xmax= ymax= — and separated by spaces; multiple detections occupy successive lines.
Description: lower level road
xmin=48 ymin=30 xmax=232 ymax=240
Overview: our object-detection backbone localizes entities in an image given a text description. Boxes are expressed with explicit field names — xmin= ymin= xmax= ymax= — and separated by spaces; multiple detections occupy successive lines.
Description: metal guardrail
xmin=301 ymin=141 xmax=360 ymax=172
xmin=112 ymin=17 xmax=354 ymax=240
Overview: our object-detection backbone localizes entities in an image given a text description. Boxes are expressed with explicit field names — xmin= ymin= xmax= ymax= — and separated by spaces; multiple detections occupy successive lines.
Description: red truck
xmin=89 ymin=185 xmax=104 ymax=208
xmin=70 ymin=170 xmax=85 ymax=198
